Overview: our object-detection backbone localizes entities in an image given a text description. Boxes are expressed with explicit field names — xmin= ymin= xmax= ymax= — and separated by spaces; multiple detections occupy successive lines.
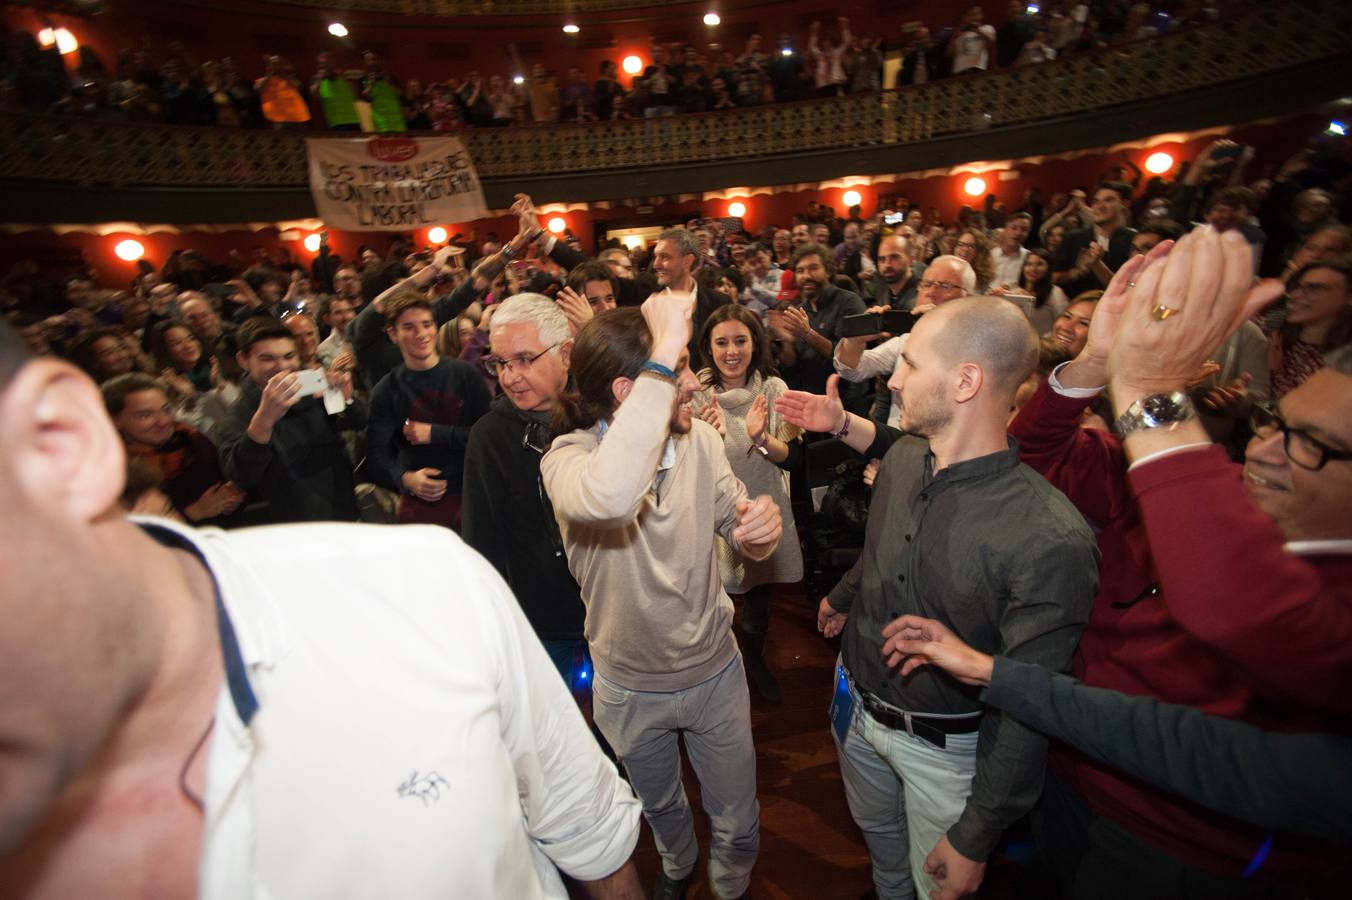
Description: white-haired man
xmin=462 ymin=294 xmax=588 ymax=685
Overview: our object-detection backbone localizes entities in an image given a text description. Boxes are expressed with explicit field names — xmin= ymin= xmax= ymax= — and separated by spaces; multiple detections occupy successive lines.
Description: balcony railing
xmin=1 ymin=0 xmax=1348 ymax=193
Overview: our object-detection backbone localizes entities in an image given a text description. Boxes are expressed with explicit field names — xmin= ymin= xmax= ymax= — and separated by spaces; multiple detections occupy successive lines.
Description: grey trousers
xmin=592 ymin=654 xmax=760 ymax=899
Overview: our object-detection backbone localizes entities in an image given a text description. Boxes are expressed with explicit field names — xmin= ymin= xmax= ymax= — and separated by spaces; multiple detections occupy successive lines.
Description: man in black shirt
xmin=462 ymin=294 xmax=587 ymax=684
xmin=218 ymin=317 xmax=363 ymax=522
xmin=776 ymin=297 xmax=1098 ymax=900
xmin=773 ymin=242 xmax=867 ymax=403
xmin=365 ymin=293 xmax=490 ymax=530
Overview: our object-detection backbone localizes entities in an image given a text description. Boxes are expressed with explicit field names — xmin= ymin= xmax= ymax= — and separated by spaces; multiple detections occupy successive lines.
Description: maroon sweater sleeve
xmin=1008 ymin=378 xmax=1128 ymax=529
xmin=1129 ymin=445 xmax=1352 ymax=715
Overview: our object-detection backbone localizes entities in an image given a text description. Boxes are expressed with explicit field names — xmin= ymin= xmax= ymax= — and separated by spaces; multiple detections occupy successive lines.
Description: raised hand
xmin=1201 ymin=373 xmax=1253 ymax=414
xmin=1106 ymin=226 xmax=1283 ymax=401
xmin=775 ymin=373 xmax=846 ymax=434
xmin=555 ymin=285 xmax=594 ymax=336
xmin=640 ymin=289 xmax=695 ymax=365
xmin=746 ymin=393 xmax=769 ymax=444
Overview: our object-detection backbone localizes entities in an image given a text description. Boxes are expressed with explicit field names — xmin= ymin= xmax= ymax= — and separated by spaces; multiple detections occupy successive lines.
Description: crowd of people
xmin=0 ymin=112 xmax=1349 ymax=900
xmin=2 ymin=1 xmax=1233 ymax=129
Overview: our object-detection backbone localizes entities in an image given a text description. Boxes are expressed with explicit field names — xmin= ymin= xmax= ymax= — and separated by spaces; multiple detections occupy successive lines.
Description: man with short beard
xmin=862 ymin=234 xmax=923 ymax=311
xmin=542 ymin=293 xmax=783 ymax=900
xmin=776 ymin=297 xmax=1098 ymax=900
xmin=774 ymin=242 xmax=867 ymax=398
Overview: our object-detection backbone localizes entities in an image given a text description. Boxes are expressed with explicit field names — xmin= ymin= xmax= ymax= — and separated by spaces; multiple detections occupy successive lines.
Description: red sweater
xmin=1009 ymin=379 xmax=1352 ymax=876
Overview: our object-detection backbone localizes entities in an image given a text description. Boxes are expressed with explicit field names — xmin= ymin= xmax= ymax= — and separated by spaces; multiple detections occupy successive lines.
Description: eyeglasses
xmin=1249 ymin=402 xmax=1352 ymax=471
xmin=484 ymin=343 xmax=559 ymax=377
xmin=918 ymin=279 xmax=964 ymax=293
xmin=954 ymin=241 xmax=977 ymax=250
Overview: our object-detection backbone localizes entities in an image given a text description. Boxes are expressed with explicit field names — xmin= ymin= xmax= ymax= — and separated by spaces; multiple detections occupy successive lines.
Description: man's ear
xmin=0 ymin=360 xmax=126 ymax=522
xmin=559 ymin=339 xmax=573 ymax=369
xmin=610 ymin=375 xmax=634 ymax=408
xmin=953 ymin=361 xmax=985 ymax=404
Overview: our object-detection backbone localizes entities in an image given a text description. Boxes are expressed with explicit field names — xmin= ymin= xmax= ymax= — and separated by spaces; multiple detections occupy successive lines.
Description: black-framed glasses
xmin=484 ymin=343 xmax=560 ymax=377
xmin=1249 ymin=402 xmax=1352 ymax=471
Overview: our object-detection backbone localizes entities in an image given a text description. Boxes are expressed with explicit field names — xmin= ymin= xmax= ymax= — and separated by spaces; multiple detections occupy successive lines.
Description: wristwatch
xmin=1112 ymin=391 xmax=1196 ymax=439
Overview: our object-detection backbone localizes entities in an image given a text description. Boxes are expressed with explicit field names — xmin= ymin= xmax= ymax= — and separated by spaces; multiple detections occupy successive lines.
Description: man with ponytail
xmin=542 ymin=291 xmax=783 ymax=900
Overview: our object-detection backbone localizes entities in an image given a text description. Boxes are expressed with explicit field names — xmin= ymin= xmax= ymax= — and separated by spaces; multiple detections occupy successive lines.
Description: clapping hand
xmin=698 ymin=397 xmax=727 ymax=436
xmin=746 ymin=394 xmax=770 ymax=445
xmin=731 ymin=494 xmax=782 ymax=553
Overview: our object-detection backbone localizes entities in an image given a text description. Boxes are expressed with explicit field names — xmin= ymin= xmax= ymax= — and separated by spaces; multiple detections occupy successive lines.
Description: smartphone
xmin=884 ymin=212 xmax=906 ymax=225
xmin=294 ymin=368 xmax=328 ymax=396
xmin=840 ymin=310 xmax=915 ymax=338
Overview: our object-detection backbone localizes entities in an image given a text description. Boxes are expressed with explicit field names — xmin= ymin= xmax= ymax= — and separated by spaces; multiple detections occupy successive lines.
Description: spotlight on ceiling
xmin=114 ymin=239 xmax=146 ymax=262
xmin=1144 ymin=151 xmax=1175 ymax=175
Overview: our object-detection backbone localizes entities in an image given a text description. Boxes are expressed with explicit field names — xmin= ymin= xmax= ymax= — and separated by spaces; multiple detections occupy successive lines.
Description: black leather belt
xmin=858 ymin=689 xmax=981 ymax=750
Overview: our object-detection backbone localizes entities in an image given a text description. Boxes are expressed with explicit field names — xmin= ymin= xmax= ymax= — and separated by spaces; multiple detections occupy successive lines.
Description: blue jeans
xmin=833 ymin=666 xmax=979 ymax=900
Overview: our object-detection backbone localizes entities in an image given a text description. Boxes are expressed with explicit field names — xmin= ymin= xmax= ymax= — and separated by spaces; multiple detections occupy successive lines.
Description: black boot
xmin=739 ymin=626 xmax=782 ymax=704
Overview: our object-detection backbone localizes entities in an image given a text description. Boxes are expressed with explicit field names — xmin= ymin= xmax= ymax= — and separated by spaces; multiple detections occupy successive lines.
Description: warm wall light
xmin=704 ymin=13 xmax=721 ymax=26
xmin=842 ymin=189 xmax=862 ymax=208
xmin=328 ymin=23 xmax=349 ymax=38
xmin=622 ymin=55 xmax=644 ymax=75
xmin=114 ymin=239 xmax=145 ymax=262
xmin=38 ymin=27 xmax=78 ymax=55
xmin=427 ymin=226 xmax=448 ymax=244
xmin=303 ymin=233 xmax=322 ymax=253
xmin=623 ymin=235 xmax=643 ymax=249
xmin=963 ymin=176 xmax=987 ymax=197
xmin=512 ymin=74 xmax=525 ymax=85
xmin=728 ymin=201 xmax=747 ymax=218
xmin=1144 ymin=151 xmax=1175 ymax=174
xmin=547 ymin=216 xmax=568 ymax=234
xmin=563 ymin=24 xmax=580 ymax=34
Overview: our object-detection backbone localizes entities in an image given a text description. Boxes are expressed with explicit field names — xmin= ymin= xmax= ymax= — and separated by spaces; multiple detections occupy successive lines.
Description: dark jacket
xmin=1053 ymin=225 xmax=1137 ymax=298
xmin=217 ymin=378 xmax=364 ymax=522
xmin=462 ymin=394 xmax=587 ymax=641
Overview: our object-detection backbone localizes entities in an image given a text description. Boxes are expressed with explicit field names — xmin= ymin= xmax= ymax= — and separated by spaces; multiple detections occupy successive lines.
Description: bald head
xmin=922 ymin=296 xmax=1039 ymax=396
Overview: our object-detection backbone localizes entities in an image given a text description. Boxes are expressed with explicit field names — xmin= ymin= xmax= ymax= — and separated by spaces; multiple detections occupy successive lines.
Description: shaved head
xmin=925 ymin=296 xmax=1039 ymax=395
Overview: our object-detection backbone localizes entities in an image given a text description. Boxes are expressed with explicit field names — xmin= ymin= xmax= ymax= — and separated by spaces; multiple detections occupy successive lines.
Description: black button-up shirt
xmin=828 ymin=430 xmax=1099 ymax=860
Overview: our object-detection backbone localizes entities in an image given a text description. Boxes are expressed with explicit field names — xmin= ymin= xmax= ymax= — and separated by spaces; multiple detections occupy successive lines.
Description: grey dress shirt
xmin=828 ymin=431 xmax=1099 ymax=859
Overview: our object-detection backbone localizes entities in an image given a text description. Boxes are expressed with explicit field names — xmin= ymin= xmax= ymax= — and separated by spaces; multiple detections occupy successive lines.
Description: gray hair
xmin=489 ymin=292 xmax=571 ymax=348
xmin=927 ymin=254 xmax=977 ymax=292
xmin=1325 ymin=343 xmax=1352 ymax=376
xmin=657 ymin=228 xmax=701 ymax=267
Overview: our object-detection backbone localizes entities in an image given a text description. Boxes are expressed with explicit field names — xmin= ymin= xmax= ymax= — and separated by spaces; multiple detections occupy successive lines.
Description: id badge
xmin=828 ymin=665 xmax=855 ymax=744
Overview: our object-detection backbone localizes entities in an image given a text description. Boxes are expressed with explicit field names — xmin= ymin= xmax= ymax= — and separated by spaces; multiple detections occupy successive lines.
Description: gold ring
xmin=1152 ymin=304 xmax=1179 ymax=321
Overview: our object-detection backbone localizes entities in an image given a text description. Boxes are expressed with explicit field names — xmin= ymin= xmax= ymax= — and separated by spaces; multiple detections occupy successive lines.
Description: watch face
xmin=1141 ymin=393 xmax=1185 ymax=427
